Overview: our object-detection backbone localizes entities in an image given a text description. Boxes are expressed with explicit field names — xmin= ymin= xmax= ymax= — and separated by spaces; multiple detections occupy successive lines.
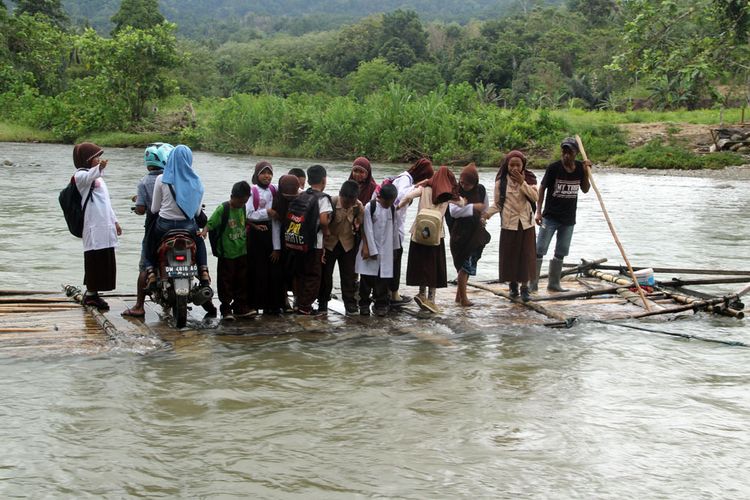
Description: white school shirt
xmin=449 ymin=190 xmax=489 ymax=218
xmin=246 ymin=184 xmax=276 ymax=222
xmin=316 ymin=195 xmax=333 ymax=250
xmin=151 ymin=175 xmax=201 ymax=220
xmin=74 ymin=167 xmax=119 ymax=252
xmin=390 ymin=172 xmax=413 ymax=244
xmin=355 ymin=201 xmax=401 ymax=278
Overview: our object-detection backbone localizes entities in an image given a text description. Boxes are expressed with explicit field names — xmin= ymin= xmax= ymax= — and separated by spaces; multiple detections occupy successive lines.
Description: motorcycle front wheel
xmin=175 ymin=294 xmax=188 ymax=328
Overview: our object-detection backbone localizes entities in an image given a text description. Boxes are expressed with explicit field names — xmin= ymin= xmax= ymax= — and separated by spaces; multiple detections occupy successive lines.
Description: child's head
xmin=339 ymin=180 xmax=359 ymax=209
xmin=253 ymin=161 xmax=273 ymax=187
xmin=143 ymin=143 xmax=173 ymax=171
xmin=350 ymin=157 xmax=371 ymax=184
xmin=73 ymin=142 xmax=103 ymax=169
xmin=377 ymin=184 xmax=398 ymax=209
xmin=230 ymin=180 xmax=251 ymax=208
xmin=307 ymin=164 xmax=327 ymax=189
xmin=288 ymin=168 xmax=306 ymax=189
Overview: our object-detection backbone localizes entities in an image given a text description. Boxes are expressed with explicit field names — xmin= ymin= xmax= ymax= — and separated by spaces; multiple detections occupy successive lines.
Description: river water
xmin=1 ymin=142 xmax=749 ymax=498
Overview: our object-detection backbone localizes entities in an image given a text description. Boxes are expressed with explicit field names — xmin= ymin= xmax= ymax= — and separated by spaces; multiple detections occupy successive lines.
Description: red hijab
xmin=426 ymin=166 xmax=459 ymax=205
xmin=408 ymin=157 xmax=434 ymax=184
xmin=348 ymin=156 xmax=377 ymax=204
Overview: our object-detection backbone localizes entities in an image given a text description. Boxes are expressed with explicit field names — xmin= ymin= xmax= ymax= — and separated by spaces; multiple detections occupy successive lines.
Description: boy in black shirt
xmin=533 ymin=137 xmax=591 ymax=292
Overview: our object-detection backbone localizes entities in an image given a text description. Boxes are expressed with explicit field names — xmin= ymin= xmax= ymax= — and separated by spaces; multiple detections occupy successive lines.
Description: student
xmin=122 ymin=143 xmax=177 ymax=318
xmin=398 ymin=166 xmax=462 ymax=314
xmin=285 ymin=165 xmax=332 ymax=315
xmin=271 ymin=174 xmax=303 ymax=313
xmin=199 ymin=181 xmax=252 ymax=321
xmin=356 ymin=184 xmax=400 ymax=316
xmin=534 ymin=138 xmax=592 ymax=292
xmin=246 ymin=160 xmax=284 ymax=314
xmin=484 ymin=151 xmax=538 ymax=302
xmin=72 ymin=142 xmax=122 ymax=310
xmin=447 ymin=163 xmax=490 ymax=307
xmin=348 ymin=156 xmax=377 ymax=205
xmin=319 ymin=180 xmax=363 ymax=315
xmin=146 ymin=145 xmax=210 ymax=288
xmin=288 ymin=168 xmax=306 ymax=191
xmin=386 ymin=157 xmax=435 ymax=306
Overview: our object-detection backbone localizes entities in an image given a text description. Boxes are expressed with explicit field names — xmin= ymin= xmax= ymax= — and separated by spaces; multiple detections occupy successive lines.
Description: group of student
xmin=70 ymin=137 xmax=591 ymax=320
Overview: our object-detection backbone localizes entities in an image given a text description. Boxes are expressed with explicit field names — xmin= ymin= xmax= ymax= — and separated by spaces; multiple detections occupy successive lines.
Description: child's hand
xmin=361 ymin=246 xmax=370 ymax=260
xmin=99 ymin=159 xmax=108 ymax=170
xmin=251 ymin=223 xmax=268 ymax=232
xmin=115 ymin=222 xmax=122 ymax=236
xmin=270 ymin=250 xmax=280 ymax=263
xmin=267 ymin=208 xmax=277 ymax=219
xmin=197 ymin=227 xmax=208 ymax=238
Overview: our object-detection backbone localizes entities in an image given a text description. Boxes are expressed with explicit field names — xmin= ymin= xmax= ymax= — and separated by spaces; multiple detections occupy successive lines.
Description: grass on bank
xmin=611 ymin=140 xmax=743 ymax=169
xmin=0 ymin=122 xmax=59 ymax=143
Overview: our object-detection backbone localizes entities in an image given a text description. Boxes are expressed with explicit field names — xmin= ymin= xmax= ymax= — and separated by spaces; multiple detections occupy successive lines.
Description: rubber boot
xmin=547 ymin=258 xmax=568 ymax=292
xmin=530 ymin=257 xmax=543 ymax=292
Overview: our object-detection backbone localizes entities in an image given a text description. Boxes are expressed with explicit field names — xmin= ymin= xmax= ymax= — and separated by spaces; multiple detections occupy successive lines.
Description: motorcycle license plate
xmin=165 ymin=264 xmax=197 ymax=277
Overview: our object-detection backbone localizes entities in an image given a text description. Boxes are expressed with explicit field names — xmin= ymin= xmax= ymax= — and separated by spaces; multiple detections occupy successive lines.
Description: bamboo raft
xmin=0 ymin=258 xmax=747 ymax=356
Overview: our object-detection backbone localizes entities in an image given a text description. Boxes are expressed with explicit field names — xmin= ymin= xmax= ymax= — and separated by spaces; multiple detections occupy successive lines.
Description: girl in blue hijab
xmin=146 ymin=145 xmax=211 ymax=287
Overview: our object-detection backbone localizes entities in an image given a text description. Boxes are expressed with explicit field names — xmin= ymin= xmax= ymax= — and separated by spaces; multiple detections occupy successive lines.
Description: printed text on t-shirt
xmin=552 ymin=179 xmax=580 ymax=199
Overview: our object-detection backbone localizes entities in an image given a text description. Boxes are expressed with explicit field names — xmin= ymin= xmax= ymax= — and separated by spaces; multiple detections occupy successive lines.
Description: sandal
xmin=83 ymin=295 xmax=110 ymax=311
xmin=121 ymin=307 xmax=145 ymax=318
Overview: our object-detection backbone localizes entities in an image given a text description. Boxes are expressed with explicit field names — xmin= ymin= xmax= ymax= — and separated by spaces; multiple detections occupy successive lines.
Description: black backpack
xmin=208 ymin=201 xmax=231 ymax=257
xmin=59 ymin=176 xmax=95 ymax=238
xmin=284 ymin=188 xmax=332 ymax=253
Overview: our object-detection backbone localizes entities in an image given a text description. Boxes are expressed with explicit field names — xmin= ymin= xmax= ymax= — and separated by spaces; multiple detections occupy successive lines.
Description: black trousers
xmin=217 ymin=255 xmax=248 ymax=315
xmin=389 ymin=247 xmax=403 ymax=293
xmin=359 ymin=274 xmax=390 ymax=310
xmin=319 ymin=242 xmax=357 ymax=309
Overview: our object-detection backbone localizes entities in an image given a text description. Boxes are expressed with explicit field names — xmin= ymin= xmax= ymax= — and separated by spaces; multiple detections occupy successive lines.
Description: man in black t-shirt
xmin=533 ymin=137 xmax=591 ymax=292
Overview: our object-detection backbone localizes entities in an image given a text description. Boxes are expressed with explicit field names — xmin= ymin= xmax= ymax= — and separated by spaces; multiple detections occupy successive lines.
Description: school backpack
xmin=208 ymin=201 xmax=231 ymax=257
xmin=284 ymin=188 xmax=332 ymax=253
xmin=412 ymin=208 xmax=443 ymax=246
xmin=59 ymin=176 xmax=95 ymax=238
xmin=373 ymin=173 xmax=406 ymax=197
xmin=251 ymin=184 xmax=277 ymax=210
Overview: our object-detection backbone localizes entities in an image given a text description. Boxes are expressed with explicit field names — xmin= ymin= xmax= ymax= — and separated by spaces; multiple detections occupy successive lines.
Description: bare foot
xmin=459 ymin=300 xmax=474 ymax=307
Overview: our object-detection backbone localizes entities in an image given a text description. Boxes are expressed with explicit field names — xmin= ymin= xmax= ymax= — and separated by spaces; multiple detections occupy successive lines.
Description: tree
xmin=321 ymin=16 xmax=382 ymax=77
xmin=5 ymin=13 xmax=70 ymax=94
xmin=380 ymin=9 xmax=428 ymax=61
xmin=610 ymin=0 xmax=749 ymax=109
xmin=14 ymin=0 xmax=68 ymax=28
xmin=76 ymin=23 xmax=178 ymax=121
xmin=111 ymin=0 xmax=165 ymax=34
xmin=379 ymin=37 xmax=416 ymax=68
xmin=566 ymin=0 xmax=618 ymax=26
xmin=346 ymin=58 xmax=399 ymax=100
xmin=400 ymin=62 xmax=444 ymax=95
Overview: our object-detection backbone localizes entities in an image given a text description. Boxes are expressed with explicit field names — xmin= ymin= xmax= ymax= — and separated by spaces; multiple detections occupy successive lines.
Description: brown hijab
xmin=407 ymin=157 xmax=434 ymax=184
xmin=426 ymin=166 xmax=459 ymax=205
xmin=73 ymin=142 xmax=103 ymax=169
xmin=448 ymin=163 xmax=490 ymax=271
xmin=459 ymin=163 xmax=483 ymax=204
xmin=252 ymin=160 xmax=273 ymax=186
xmin=348 ymin=156 xmax=377 ymax=204
xmin=495 ymin=150 xmax=536 ymax=185
xmin=272 ymin=174 xmax=300 ymax=220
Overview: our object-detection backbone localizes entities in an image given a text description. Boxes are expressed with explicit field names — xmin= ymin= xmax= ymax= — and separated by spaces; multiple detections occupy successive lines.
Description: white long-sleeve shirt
xmin=355 ymin=201 xmax=401 ymax=278
xmin=74 ymin=166 xmax=118 ymax=252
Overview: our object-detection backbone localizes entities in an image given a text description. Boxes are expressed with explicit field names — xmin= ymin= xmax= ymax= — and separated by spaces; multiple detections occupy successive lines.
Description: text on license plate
xmin=165 ymin=264 xmax=197 ymax=276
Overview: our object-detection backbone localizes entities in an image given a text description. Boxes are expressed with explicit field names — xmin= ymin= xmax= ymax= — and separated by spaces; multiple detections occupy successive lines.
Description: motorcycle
xmin=149 ymin=229 xmax=213 ymax=327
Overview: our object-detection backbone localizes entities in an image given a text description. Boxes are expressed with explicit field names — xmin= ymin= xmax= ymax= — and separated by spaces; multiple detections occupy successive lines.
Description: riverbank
xmin=2 ymin=99 xmax=747 ymax=170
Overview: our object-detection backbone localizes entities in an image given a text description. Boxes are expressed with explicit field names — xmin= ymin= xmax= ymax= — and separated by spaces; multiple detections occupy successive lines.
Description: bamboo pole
xmin=561 ymin=264 xmax=750 ymax=276
xmin=534 ymin=285 xmax=623 ymax=301
xmin=0 ymin=290 xmax=58 ymax=296
xmin=658 ymin=277 xmax=750 ymax=287
xmin=660 ymin=290 xmax=744 ymax=319
xmin=467 ymin=281 xmax=569 ymax=322
xmin=537 ymin=258 xmax=608 ymax=280
xmin=575 ymin=135 xmax=651 ymax=311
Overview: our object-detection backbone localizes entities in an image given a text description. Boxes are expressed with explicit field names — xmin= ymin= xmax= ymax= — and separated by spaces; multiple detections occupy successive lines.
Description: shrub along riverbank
xmin=1 ymin=84 xmax=745 ymax=170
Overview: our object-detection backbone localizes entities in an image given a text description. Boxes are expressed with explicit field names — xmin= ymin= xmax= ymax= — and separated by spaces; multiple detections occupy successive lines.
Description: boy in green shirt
xmin=199 ymin=181 xmax=252 ymax=321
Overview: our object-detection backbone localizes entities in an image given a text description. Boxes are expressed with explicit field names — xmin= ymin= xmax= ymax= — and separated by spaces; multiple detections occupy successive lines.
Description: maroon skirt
xmin=83 ymin=247 xmax=116 ymax=292
xmin=406 ymin=239 xmax=448 ymax=288
xmin=499 ymin=225 xmax=536 ymax=283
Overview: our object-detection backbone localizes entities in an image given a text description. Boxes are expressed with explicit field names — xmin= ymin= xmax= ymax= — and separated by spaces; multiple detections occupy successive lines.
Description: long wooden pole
xmin=560 ymin=263 xmax=750 ymax=276
xmin=575 ymin=135 xmax=651 ymax=311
